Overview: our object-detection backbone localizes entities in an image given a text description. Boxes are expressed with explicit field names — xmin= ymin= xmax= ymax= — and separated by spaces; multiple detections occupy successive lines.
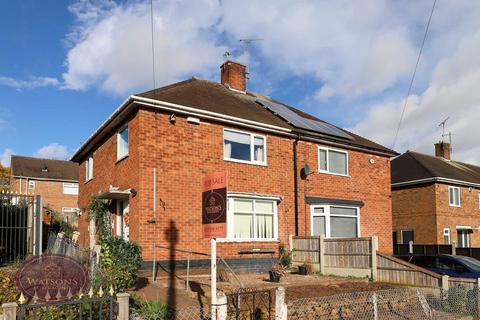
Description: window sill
xmin=223 ymin=158 xmax=267 ymax=167
xmin=449 ymin=204 xmax=461 ymax=208
xmin=85 ymin=178 xmax=93 ymax=184
xmin=116 ymin=154 xmax=129 ymax=164
xmin=216 ymin=238 xmax=279 ymax=243
xmin=317 ymin=170 xmax=349 ymax=178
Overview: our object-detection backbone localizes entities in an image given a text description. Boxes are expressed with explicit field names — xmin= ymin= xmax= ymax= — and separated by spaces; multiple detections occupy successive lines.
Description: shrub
xmin=131 ymin=299 xmax=169 ymax=320
xmin=279 ymin=244 xmax=292 ymax=267
xmin=0 ymin=264 xmax=20 ymax=304
xmin=98 ymin=236 xmax=143 ymax=292
xmin=85 ymin=197 xmax=112 ymax=240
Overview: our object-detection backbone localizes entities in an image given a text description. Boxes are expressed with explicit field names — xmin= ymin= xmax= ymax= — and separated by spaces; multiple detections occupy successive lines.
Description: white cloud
xmin=350 ymin=30 xmax=480 ymax=164
xmin=0 ymin=76 xmax=60 ymax=90
xmin=33 ymin=143 xmax=70 ymax=160
xmin=63 ymin=0 xmax=226 ymax=96
xmin=0 ymin=149 xmax=13 ymax=167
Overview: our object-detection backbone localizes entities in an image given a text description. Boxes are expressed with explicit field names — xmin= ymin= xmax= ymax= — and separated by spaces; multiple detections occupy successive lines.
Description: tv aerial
xmin=438 ymin=117 xmax=453 ymax=144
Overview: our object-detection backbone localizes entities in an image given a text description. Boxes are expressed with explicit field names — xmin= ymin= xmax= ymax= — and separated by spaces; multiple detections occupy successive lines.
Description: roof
xmin=391 ymin=151 xmax=480 ymax=187
xmin=11 ymin=155 xmax=78 ymax=181
xmin=72 ymin=77 xmax=396 ymax=161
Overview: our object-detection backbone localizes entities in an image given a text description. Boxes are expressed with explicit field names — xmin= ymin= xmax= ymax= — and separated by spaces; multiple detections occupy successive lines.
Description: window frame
xmin=317 ymin=146 xmax=349 ymax=176
xmin=85 ymin=155 xmax=94 ymax=182
xmin=443 ymin=228 xmax=451 ymax=244
xmin=401 ymin=229 xmax=414 ymax=244
xmin=223 ymin=128 xmax=267 ymax=166
xmin=28 ymin=180 xmax=35 ymax=190
xmin=448 ymin=186 xmax=461 ymax=207
xmin=310 ymin=205 xmax=360 ymax=238
xmin=116 ymin=124 xmax=129 ymax=161
xmin=224 ymin=197 xmax=278 ymax=242
xmin=62 ymin=207 xmax=80 ymax=214
xmin=63 ymin=182 xmax=79 ymax=195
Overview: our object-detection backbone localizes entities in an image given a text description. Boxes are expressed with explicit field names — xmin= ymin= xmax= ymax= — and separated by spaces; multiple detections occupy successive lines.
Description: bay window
xmin=311 ymin=205 xmax=359 ymax=238
xmin=224 ymin=129 xmax=266 ymax=165
xmin=227 ymin=198 xmax=277 ymax=240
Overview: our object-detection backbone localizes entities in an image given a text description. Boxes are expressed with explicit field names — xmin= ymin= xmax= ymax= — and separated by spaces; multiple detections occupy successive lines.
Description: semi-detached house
xmin=71 ymin=61 xmax=397 ymax=269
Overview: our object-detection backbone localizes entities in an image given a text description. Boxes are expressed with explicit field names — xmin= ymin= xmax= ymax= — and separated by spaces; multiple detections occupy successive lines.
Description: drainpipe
xmin=293 ymin=135 xmax=300 ymax=236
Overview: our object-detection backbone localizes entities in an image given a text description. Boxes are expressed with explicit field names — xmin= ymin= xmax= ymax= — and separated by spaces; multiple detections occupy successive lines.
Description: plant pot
xmin=298 ymin=265 xmax=308 ymax=275
xmin=269 ymin=271 xmax=281 ymax=282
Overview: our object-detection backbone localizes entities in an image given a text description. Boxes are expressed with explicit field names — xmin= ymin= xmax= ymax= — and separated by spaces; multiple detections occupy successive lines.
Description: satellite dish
xmin=300 ymin=164 xmax=310 ymax=180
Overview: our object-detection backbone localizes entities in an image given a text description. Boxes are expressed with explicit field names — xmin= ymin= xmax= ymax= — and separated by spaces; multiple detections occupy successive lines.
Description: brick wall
xmin=392 ymin=183 xmax=480 ymax=246
xmin=77 ymin=106 xmax=393 ymax=262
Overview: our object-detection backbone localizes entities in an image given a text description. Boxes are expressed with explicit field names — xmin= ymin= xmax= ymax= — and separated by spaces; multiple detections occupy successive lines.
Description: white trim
xmin=318 ymin=146 xmax=349 ymax=176
xmin=393 ymin=177 xmax=480 ymax=188
xmin=456 ymin=226 xmax=472 ymax=230
xmin=223 ymin=128 xmax=267 ymax=166
xmin=227 ymin=192 xmax=283 ymax=201
xmin=310 ymin=204 xmax=360 ymax=238
xmin=448 ymin=186 xmax=461 ymax=207
xmin=443 ymin=228 xmax=451 ymax=244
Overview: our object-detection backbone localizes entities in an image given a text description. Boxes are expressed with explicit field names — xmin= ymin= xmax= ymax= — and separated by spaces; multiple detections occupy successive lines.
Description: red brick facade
xmin=393 ymin=183 xmax=480 ymax=246
xmin=77 ymin=106 xmax=393 ymax=263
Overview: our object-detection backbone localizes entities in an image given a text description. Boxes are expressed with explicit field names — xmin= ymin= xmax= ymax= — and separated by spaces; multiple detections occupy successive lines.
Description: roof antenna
xmin=438 ymin=117 xmax=449 ymax=140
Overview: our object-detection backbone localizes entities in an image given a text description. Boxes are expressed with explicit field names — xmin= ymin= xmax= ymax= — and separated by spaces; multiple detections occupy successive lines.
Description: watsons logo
xmin=16 ymin=255 xmax=89 ymax=303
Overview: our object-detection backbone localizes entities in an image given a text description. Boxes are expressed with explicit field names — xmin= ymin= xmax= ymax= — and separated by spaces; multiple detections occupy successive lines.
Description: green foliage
xmin=131 ymin=299 xmax=169 ymax=320
xmin=48 ymin=209 xmax=77 ymax=237
xmin=0 ymin=264 xmax=20 ymax=304
xmin=86 ymin=196 xmax=112 ymax=240
xmin=279 ymin=243 xmax=292 ymax=267
xmin=97 ymin=236 xmax=143 ymax=292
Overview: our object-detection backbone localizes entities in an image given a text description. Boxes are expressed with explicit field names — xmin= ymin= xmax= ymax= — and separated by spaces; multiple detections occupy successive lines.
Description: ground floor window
xmin=401 ymin=230 xmax=414 ymax=244
xmin=227 ymin=198 xmax=278 ymax=240
xmin=443 ymin=228 xmax=451 ymax=244
xmin=310 ymin=205 xmax=359 ymax=238
xmin=457 ymin=229 xmax=470 ymax=248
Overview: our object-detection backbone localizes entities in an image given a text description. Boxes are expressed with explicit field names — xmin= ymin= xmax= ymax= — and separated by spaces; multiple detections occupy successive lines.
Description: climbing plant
xmin=85 ymin=196 xmax=112 ymax=240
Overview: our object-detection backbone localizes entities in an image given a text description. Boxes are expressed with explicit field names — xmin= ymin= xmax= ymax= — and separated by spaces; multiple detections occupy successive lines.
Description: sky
xmin=1 ymin=0 xmax=480 ymax=166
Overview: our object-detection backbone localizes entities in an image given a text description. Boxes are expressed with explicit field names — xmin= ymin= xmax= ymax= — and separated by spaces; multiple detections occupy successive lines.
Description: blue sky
xmin=2 ymin=0 xmax=480 ymax=165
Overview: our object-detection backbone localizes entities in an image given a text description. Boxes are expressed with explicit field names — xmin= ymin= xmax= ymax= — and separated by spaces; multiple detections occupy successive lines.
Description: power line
xmin=150 ymin=0 xmax=156 ymax=90
xmin=392 ymin=0 xmax=437 ymax=149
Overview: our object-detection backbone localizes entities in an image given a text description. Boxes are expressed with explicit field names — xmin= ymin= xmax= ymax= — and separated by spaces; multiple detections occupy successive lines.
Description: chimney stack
xmin=220 ymin=60 xmax=247 ymax=92
xmin=435 ymin=141 xmax=451 ymax=160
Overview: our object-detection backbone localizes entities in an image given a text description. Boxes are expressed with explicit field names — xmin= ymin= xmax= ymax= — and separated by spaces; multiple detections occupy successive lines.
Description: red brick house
xmin=10 ymin=155 xmax=79 ymax=223
xmin=71 ymin=61 xmax=396 ymax=269
xmin=392 ymin=142 xmax=480 ymax=248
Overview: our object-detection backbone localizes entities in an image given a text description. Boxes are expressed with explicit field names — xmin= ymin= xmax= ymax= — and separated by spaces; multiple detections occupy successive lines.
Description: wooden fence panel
xmin=323 ymin=238 xmax=372 ymax=269
xmin=376 ymin=253 xmax=441 ymax=287
xmin=291 ymin=236 xmax=321 ymax=264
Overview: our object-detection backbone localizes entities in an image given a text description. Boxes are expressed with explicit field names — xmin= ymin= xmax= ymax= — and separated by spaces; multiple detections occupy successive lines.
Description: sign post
xmin=202 ymin=172 xmax=227 ymax=320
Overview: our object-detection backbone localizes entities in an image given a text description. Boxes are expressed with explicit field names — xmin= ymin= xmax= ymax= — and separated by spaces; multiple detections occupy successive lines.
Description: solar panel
xmin=256 ymin=99 xmax=353 ymax=140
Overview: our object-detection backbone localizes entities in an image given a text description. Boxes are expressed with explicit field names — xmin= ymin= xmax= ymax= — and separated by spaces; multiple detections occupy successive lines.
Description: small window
xmin=63 ymin=183 xmax=79 ymax=195
xmin=85 ymin=156 xmax=94 ymax=181
xmin=401 ymin=230 xmax=414 ymax=244
xmin=62 ymin=207 xmax=79 ymax=214
xmin=228 ymin=198 xmax=277 ymax=240
xmin=117 ymin=126 xmax=129 ymax=160
xmin=318 ymin=147 xmax=348 ymax=176
xmin=448 ymin=186 xmax=461 ymax=207
xmin=443 ymin=228 xmax=451 ymax=244
xmin=28 ymin=180 xmax=35 ymax=190
xmin=224 ymin=129 xmax=266 ymax=165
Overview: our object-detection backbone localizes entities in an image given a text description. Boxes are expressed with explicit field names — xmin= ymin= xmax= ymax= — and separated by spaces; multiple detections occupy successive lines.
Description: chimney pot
xmin=220 ymin=60 xmax=247 ymax=92
xmin=435 ymin=141 xmax=451 ymax=160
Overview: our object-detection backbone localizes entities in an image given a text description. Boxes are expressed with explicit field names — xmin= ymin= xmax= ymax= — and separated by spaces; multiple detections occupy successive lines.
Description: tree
xmin=0 ymin=164 xmax=10 ymax=193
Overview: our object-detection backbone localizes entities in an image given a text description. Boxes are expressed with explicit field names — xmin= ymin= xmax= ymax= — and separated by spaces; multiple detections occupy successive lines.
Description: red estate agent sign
xmin=202 ymin=172 xmax=227 ymax=239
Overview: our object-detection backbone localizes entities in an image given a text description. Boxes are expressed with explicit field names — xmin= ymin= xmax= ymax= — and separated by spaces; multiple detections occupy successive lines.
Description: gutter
xmin=11 ymin=175 xmax=78 ymax=183
xmin=392 ymin=177 xmax=480 ymax=189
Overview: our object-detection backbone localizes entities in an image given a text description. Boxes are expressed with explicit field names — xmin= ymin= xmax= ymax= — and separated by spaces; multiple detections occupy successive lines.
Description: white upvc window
xmin=443 ymin=228 xmax=451 ymax=244
xmin=226 ymin=197 xmax=278 ymax=241
xmin=318 ymin=147 xmax=349 ymax=176
xmin=62 ymin=207 xmax=80 ymax=214
xmin=85 ymin=156 xmax=94 ymax=181
xmin=448 ymin=186 xmax=461 ymax=207
xmin=223 ymin=128 xmax=266 ymax=165
xmin=117 ymin=125 xmax=129 ymax=160
xmin=310 ymin=205 xmax=360 ymax=238
xmin=28 ymin=180 xmax=35 ymax=190
xmin=63 ymin=183 xmax=79 ymax=195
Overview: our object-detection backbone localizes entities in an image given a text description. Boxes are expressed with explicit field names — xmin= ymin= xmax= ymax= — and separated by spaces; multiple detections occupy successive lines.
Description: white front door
xmin=116 ymin=201 xmax=130 ymax=241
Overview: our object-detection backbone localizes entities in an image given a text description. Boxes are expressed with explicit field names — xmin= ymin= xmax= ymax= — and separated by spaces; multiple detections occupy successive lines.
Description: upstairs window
xmin=401 ymin=230 xmax=414 ymax=244
xmin=223 ymin=129 xmax=266 ymax=165
xmin=85 ymin=156 xmax=93 ymax=181
xmin=63 ymin=183 xmax=79 ymax=195
xmin=318 ymin=147 xmax=348 ymax=176
xmin=117 ymin=126 xmax=129 ymax=160
xmin=448 ymin=186 xmax=461 ymax=207
xmin=28 ymin=180 xmax=35 ymax=190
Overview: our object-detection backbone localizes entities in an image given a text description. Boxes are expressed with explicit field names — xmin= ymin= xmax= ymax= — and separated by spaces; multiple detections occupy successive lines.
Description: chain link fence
xmin=287 ymin=286 xmax=479 ymax=319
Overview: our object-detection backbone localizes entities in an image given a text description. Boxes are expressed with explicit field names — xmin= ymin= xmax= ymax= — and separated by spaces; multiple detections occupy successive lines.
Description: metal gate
xmin=226 ymin=288 xmax=274 ymax=320
xmin=0 ymin=193 xmax=42 ymax=265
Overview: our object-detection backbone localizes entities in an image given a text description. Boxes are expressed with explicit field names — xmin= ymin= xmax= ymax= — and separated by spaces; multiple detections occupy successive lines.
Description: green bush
xmin=98 ymin=236 xmax=143 ymax=291
xmin=0 ymin=264 xmax=20 ymax=304
xmin=279 ymin=244 xmax=292 ymax=267
xmin=131 ymin=299 xmax=169 ymax=320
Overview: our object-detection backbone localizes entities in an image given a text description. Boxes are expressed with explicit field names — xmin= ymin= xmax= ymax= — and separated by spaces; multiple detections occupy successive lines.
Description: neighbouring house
xmin=71 ymin=60 xmax=396 ymax=269
xmin=9 ymin=155 xmax=79 ymax=224
xmin=392 ymin=142 xmax=480 ymax=248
